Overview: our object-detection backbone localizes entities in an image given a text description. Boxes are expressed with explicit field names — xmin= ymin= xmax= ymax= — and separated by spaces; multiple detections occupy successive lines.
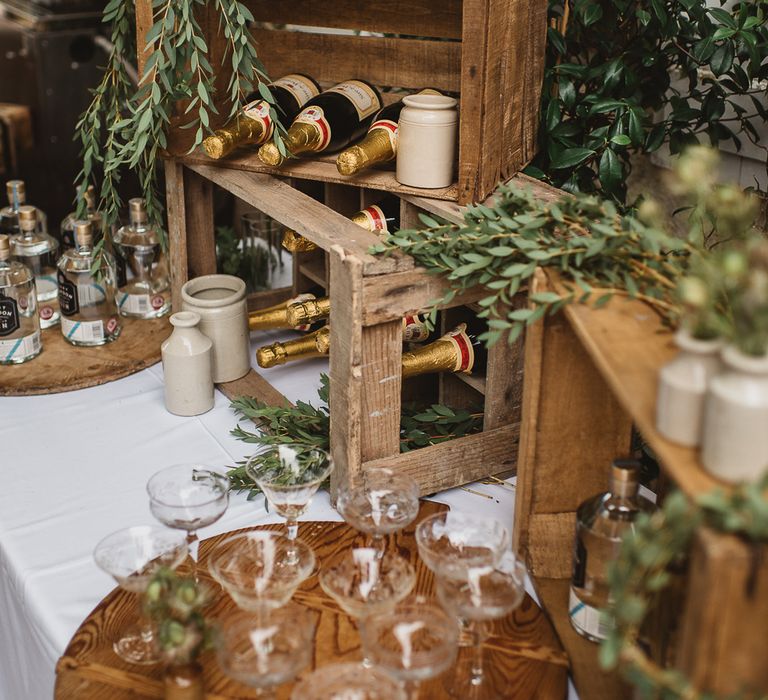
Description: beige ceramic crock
xmin=181 ymin=274 xmax=250 ymax=383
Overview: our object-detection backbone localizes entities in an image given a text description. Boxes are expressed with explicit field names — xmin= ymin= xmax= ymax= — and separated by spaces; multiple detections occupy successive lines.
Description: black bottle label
xmin=57 ymin=270 xmax=79 ymax=316
xmin=572 ymin=535 xmax=587 ymax=588
xmin=0 ymin=294 xmax=20 ymax=336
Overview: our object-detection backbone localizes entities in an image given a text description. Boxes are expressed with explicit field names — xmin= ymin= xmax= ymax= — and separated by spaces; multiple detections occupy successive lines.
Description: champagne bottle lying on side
xmin=248 ymin=293 xmax=319 ymax=332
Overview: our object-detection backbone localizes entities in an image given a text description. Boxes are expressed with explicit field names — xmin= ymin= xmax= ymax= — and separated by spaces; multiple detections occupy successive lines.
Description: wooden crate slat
xmin=216 ymin=368 xmax=290 ymax=407
xmin=252 ymin=28 xmax=462 ymax=92
xmin=363 ymin=423 xmax=519 ymax=496
xmin=183 ymin=168 xmax=217 ymax=281
xmin=244 ymin=0 xmax=463 ymax=39
xmin=164 ymin=160 xmax=189 ymax=312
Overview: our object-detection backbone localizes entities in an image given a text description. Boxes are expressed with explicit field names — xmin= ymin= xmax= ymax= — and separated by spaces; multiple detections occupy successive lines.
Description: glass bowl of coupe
xmin=291 ymin=662 xmax=407 ymax=700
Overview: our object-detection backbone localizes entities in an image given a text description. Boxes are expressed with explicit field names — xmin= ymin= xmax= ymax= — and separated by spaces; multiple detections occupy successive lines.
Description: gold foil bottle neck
xmin=0 ymin=235 xmax=10 ymax=261
xmin=401 ymin=324 xmax=474 ymax=378
xmin=336 ymin=129 xmax=394 ymax=176
xmin=256 ymin=326 xmax=329 ymax=368
xmin=282 ymin=229 xmax=318 ymax=253
xmin=6 ymin=180 xmax=25 ymax=207
xmin=203 ymin=134 xmax=229 ymax=160
xmin=259 ymin=123 xmax=322 ymax=166
xmin=202 ymin=115 xmax=269 ymax=160
xmin=248 ymin=293 xmax=317 ymax=331
xmin=17 ymin=205 xmax=37 ymax=231
xmin=285 ymin=297 xmax=331 ymax=327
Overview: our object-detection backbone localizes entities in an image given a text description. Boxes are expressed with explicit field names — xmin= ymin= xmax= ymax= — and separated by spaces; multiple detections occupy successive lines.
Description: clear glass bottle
xmin=569 ymin=459 xmax=656 ymax=642
xmin=0 ymin=180 xmax=47 ymax=236
xmin=0 ymin=234 xmax=41 ymax=364
xmin=57 ymin=220 xmax=121 ymax=346
xmin=112 ymin=198 xmax=170 ymax=318
xmin=12 ymin=205 xmax=60 ymax=328
xmin=60 ymin=185 xmax=103 ymax=251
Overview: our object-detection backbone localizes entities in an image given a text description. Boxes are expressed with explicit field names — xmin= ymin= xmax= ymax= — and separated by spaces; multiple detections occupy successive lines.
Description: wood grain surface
xmin=0 ymin=316 xmax=168 ymax=396
xmin=56 ymin=502 xmax=568 ymax=700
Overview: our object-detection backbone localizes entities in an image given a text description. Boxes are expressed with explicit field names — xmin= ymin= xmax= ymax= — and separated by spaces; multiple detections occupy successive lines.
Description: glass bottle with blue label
xmin=57 ymin=220 xmax=121 ymax=346
xmin=11 ymin=206 xmax=59 ymax=328
xmin=113 ymin=198 xmax=170 ymax=319
xmin=0 ymin=234 xmax=41 ymax=364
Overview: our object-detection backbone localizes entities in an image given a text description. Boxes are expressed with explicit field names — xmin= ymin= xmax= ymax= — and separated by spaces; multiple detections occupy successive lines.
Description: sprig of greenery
xmin=600 ymin=474 xmax=768 ymax=699
xmin=227 ymin=374 xmax=483 ymax=498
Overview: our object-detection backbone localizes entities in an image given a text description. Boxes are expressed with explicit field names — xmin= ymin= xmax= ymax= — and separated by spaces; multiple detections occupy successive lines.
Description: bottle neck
xmin=401 ymin=325 xmax=474 ymax=378
xmin=286 ymin=122 xmax=323 ymax=156
xmin=282 ymin=229 xmax=318 ymax=253
xmin=255 ymin=326 xmax=329 ymax=368
xmin=204 ymin=115 xmax=268 ymax=159
xmin=248 ymin=293 xmax=317 ymax=331
xmin=285 ymin=298 xmax=330 ymax=327
xmin=336 ymin=129 xmax=394 ymax=175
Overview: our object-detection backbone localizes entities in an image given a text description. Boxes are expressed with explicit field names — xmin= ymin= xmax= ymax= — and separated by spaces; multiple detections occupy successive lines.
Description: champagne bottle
xmin=202 ymin=74 xmax=320 ymax=160
xmin=282 ymin=195 xmax=400 ymax=254
xmin=258 ymin=79 xmax=382 ymax=166
xmin=402 ymin=323 xmax=480 ymax=378
xmin=336 ymin=89 xmax=441 ymax=176
xmin=256 ymin=325 xmax=330 ymax=368
xmin=248 ymin=293 xmax=318 ymax=331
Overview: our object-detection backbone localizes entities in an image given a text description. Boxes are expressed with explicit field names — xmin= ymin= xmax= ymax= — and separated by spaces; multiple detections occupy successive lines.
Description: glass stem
xmin=187 ymin=531 xmax=199 ymax=580
xmin=371 ymin=533 xmax=386 ymax=559
xmin=470 ymin=621 xmax=487 ymax=687
xmin=404 ymin=680 xmax=420 ymax=699
xmin=286 ymin=517 xmax=298 ymax=541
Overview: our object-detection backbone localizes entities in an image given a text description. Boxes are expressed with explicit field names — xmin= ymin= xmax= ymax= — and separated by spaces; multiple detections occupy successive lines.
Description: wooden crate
xmin=135 ymin=0 xmax=547 ymax=205
xmin=514 ymin=269 xmax=768 ymax=699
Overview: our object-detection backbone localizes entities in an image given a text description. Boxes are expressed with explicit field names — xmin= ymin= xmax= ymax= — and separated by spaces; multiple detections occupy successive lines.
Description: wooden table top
xmin=55 ymin=501 xmax=569 ymax=699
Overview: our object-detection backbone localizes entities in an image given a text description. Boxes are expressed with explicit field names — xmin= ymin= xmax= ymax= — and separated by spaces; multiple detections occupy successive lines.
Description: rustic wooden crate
xmin=514 ymin=269 xmax=768 ymax=699
xmin=135 ymin=0 xmax=547 ymax=205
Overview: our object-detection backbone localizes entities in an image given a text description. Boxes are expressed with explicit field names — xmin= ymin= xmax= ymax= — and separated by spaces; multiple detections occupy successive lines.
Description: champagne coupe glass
xmin=217 ymin=606 xmax=317 ymax=699
xmin=336 ymin=467 xmax=420 ymax=557
xmin=416 ymin=511 xmax=510 ymax=646
xmin=435 ymin=552 xmax=527 ymax=699
xmin=208 ymin=530 xmax=315 ymax=610
xmin=361 ymin=600 xmax=458 ymax=699
xmin=246 ymin=444 xmax=332 ymax=542
xmin=319 ymin=548 xmax=415 ymax=666
xmin=93 ymin=525 xmax=188 ymax=665
xmin=291 ymin=662 xmax=407 ymax=700
xmin=146 ymin=464 xmax=230 ymax=579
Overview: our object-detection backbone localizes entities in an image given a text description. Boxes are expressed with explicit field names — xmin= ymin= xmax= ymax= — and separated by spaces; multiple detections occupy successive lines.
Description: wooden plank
xmin=252 ymin=29 xmax=462 ymax=93
xmin=164 ymin=160 xmax=188 ymax=311
xmin=323 ymin=183 xmax=361 ymax=217
xmin=527 ymin=513 xmax=577 ymax=579
xmin=246 ymin=286 xmax=293 ymax=312
xmin=535 ymin=578 xmax=629 ymax=699
xmin=328 ymin=246 xmax=364 ymax=500
xmin=298 ymin=257 xmax=328 ymax=289
xmin=364 ymin=423 xmax=519 ymax=496
xmin=183 ymin=163 xmax=412 ymax=275
xmin=182 ymin=167 xmax=217 ymax=281
xmin=134 ymin=0 xmax=153 ymax=81
xmin=676 ymin=528 xmax=768 ymax=695
xmin=244 ymin=0 xmax=463 ymax=39
xmin=180 ymin=152 xmax=459 ymax=203
xmin=519 ymin=1 xmax=548 ymax=166
xmin=216 ymin=368 xmax=290 ymax=407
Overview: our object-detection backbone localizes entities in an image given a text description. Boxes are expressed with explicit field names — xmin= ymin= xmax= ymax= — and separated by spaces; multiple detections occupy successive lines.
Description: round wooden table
xmin=55 ymin=502 xmax=569 ymax=699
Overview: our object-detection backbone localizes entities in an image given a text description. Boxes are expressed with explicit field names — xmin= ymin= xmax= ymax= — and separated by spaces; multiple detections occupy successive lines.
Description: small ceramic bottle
xmin=701 ymin=345 xmax=768 ymax=483
xmin=396 ymin=94 xmax=458 ymax=189
xmin=161 ymin=311 xmax=214 ymax=416
xmin=180 ymin=274 xmax=250 ymax=383
xmin=656 ymin=329 xmax=722 ymax=447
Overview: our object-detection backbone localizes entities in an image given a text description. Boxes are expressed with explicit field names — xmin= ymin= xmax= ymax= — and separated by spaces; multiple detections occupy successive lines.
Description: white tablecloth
xmin=0 ymin=335 xmax=575 ymax=700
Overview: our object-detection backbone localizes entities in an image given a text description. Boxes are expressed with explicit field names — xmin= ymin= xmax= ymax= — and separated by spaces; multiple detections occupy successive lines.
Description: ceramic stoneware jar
xmin=701 ymin=345 xmax=768 ymax=483
xmin=181 ymin=274 xmax=250 ymax=383
xmin=656 ymin=329 xmax=723 ymax=447
xmin=396 ymin=94 xmax=458 ymax=189
xmin=161 ymin=311 xmax=214 ymax=416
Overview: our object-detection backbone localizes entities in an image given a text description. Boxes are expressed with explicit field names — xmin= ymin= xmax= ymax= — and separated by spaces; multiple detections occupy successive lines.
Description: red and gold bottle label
xmin=351 ymin=205 xmax=388 ymax=233
xmin=444 ymin=324 xmax=474 ymax=373
xmin=274 ymin=74 xmax=320 ymax=107
xmin=402 ymin=314 xmax=430 ymax=343
xmin=294 ymin=106 xmax=331 ymax=151
xmin=242 ymin=99 xmax=273 ymax=137
xmin=369 ymin=118 xmax=398 ymax=153
xmin=325 ymin=80 xmax=380 ymax=120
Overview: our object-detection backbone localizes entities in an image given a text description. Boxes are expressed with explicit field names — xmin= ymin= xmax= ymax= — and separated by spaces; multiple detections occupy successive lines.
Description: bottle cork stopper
xmin=336 ymin=148 xmax=366 ymax=176
xmin=84 ymin=185 xmax=97 ymax=209
xmin=129 ymin=198 xmax=148 ymax=224
xmin=0 ymin=235 xmax=9 ymax=261
xmin=17 ymin=205 xmax=37 ymax=230
xmin=73 ymin=220 xmax=94 ymax=247
xmin=6 ymin=180 xmax=25 ymax=205
xmin=202 ymin=135 xmax=226 ymax=160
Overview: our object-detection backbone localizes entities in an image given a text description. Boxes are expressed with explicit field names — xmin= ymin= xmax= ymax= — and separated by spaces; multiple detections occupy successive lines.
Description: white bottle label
xmin=274 ymin=74 xmax=319 ymax=106
xmin=61 ymin=317 xmax=105 ymax=343
xmin=118 ymin=291 xmax=166 ymax=315
xmin=568 ymin=587 xmax=612 ymax=641
xmin=294 ymin=106 xmax=332 ymax=151
xmin=325 ymin=80 xmax=380 ymax=120
xmin=0 ymin=330 xmax=40 ymax=362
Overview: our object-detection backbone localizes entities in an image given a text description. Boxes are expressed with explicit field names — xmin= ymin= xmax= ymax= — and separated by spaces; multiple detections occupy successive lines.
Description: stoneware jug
xmin=161 ymin=311 xmax=214 ymax=416
xmin=181 ymin=274 xmax=250 ymax=383
xmin=701 ymin=344 xmax=768 ymax=483
xmin=656 ymin=329 xmax=722 ymax=447
xmin=396 ymin=94 xmax=458 ymax=189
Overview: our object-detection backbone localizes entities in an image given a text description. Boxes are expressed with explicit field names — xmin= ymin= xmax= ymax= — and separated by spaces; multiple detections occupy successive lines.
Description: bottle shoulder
xmin=11 ymin=231 xmax=58 ymax=256
xmin=576 ymin=491 xmax=656 ymax=529
xmin=114 ymin=223 xmax=160 ymax=247
xmin=0 ymin=260 xmax=34 ymax=287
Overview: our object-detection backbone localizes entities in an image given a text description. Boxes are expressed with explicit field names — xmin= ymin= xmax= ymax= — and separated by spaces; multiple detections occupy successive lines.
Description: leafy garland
xmin=227 ymin=374 xmax=483 ymax=498
xmin=600 ymin=475 xmax=768 ymax=700
xmin=75 ymin=0 xmax=283 ymax=269
xmin=372 ymin=184 xmax=689 ymax=346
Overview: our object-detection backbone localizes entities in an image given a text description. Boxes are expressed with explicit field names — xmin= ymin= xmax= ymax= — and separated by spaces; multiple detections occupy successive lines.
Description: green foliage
xmin=532 ymin=0 xmax=768 ymax=201
xmin=215 ymin=226 xmax=276 ymax=293
xmin=601 ymin=474 xmax=768 ymax=699
xmin=227 ymin=374 xmax=483 ymax=498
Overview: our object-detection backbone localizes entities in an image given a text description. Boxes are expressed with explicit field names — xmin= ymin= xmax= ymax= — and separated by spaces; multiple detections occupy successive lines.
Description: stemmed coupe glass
xmin=291 ymin=662 xmax=407 ymax=700
xmin=336 ymin=467 xmax=420 ymax=557
xmin=246 ymin=444 xmax=332 ymax=541
xmin=146 ymin=464 xmax=230 ymax=579
xmin=93 ymin=525 xmax=187 ymax=665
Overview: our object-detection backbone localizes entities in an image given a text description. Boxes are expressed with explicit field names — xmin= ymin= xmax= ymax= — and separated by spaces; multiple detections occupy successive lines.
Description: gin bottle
xmin=0 ymin=234 xmax=41 ymax=364
xmin=569 ymin=459 xmax=656 ymax=642
xmin=60 ymin=185 xmax=103 ymax=251
xmin=0 ymin=180 xmax=47 ymax=236
xmin=112 ymin=198 xmax=170 ymax=318
xmin=57 ymin=220 xmax=121 ymax=346
xmin=11 ymin=205 xmax=60 ymax=328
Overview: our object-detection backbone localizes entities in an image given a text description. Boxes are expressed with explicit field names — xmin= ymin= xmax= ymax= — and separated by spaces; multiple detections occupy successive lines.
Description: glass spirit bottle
xmin=57 ymin=220 xmax=121 ymax=346
xmin=112 ymin=198 xmax=170 ymax=318
xmin=0 ymin=180 xmax=47 ymax=236
xmin=11 ymin=205 xmax=60 ymax=328
xmin=569 ymin=459 xmax=656 ymax=642
xmin=0 ymin=234 xmax=41 ymax=364
xmin=60 ymin=185 xmax=104 ymax=251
